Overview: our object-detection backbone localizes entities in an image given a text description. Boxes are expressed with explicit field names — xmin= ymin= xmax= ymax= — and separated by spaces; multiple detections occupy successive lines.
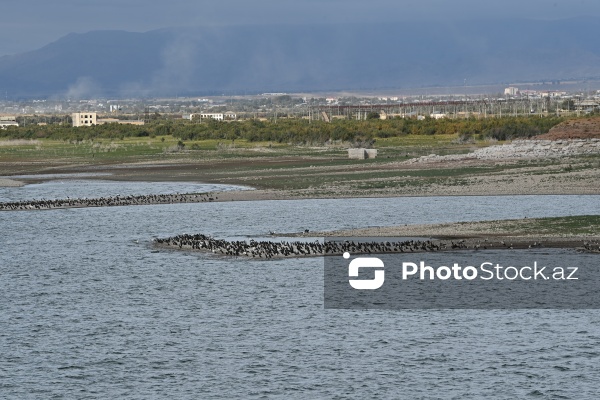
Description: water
xmin=0 ymin=180 xmax=251 ymax=202
xmin=1 ymin=182 xmax=599 ymax=398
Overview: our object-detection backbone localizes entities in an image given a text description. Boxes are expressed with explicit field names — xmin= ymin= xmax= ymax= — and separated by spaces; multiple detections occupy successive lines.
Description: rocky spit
xmin=408 ymin=138 xmax=600 ymax=163
xmin=154 ymin=234 xmax=600 ymax=258
xmin=154 ymin=235 xmax=467 ymax=259
xmin=0 ymin=193 xmax=219 ymax=211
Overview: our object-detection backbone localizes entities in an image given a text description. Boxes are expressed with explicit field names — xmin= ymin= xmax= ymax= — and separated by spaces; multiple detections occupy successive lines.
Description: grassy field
xmin=1 ymin=134 xmax=599 ymax=196
xmin=0 ymin=133 xmax=477 ymax=173
xmin=0 ymin=133 xmax=476 ymax=161
xmin=2 ymin=135 xmax=598 ymax=239
xmin=323 ymin=215 xmax=600 ymax=239
xmin=446 ymin=215 xmax=600 ymax=237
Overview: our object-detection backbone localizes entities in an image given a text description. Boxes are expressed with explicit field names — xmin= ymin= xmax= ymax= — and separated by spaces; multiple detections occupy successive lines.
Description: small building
xmin=504 ymin=87 xmax=519 ymax=96
xmin=198 ymin=112 xmax=236 ymax=121
xmin=72 ymin=112 xmax=97 ymax=127
xmin=578 ymin=100 xmax=599 ymax=110
xmin=0 ymin=116 xmax=18 ymax=129
xmin=348 ymin=148 xmax=377 ymax=160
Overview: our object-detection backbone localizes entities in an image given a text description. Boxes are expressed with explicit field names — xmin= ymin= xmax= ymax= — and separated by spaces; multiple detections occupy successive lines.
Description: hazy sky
xmin=1 ymin=0 xmax=599 ymax=56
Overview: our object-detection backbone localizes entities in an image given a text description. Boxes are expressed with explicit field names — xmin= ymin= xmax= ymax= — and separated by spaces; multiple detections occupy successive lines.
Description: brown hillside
xmin=535 ymin=117 xmax=600 ymax=140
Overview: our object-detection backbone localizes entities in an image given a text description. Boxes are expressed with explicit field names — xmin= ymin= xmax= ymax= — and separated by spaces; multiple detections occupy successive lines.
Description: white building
xmin=504 ymin=87 xmax=519 ymax=96
xmin=431 ymin=113 xmax=447 ymax=119
xmin=538 ymin=91 xmax=566 ymax=98
xmin=198 ymin=112 xmax=236 ymax=121
xmin=0 ymin=116 xmax=18 ymax=129
xmin=72 ymin=112 xmax=97 ymax=127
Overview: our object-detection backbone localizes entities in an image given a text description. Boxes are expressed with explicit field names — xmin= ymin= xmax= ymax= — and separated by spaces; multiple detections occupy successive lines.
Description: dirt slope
xmin=535 ymin=117 xmax=600 ymax=140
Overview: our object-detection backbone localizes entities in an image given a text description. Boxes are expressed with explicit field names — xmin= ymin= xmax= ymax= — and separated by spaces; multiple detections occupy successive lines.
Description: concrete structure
xmin=348 ymin=148 xmax=378 ymax=159
xmin=72 ymin=113 xmax=144 ymax=126
xmin=578 ymin=100 xmax=599 ymax=110
xmin=540 ymin=91 xmax=567 ymax=98
xmin=198 ymin=112 xmax=237 ymax=121
xmin=0 ymin=116 xmax=18 ymax=129
xmin=72 ymin=112 xmax=97 ymax=127
xmin=504 ymin=87 xmax=519 ymax=96
xmin=431 ymin=113 xmax=447 ymax=119
xmin=365 ymin=149 xmax=378 ymax=159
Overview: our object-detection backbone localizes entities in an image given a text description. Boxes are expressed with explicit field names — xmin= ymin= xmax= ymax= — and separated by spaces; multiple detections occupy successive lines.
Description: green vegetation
xmin=454 ymin=215 xmax=600 ymax=236
xmin=1 ymin=114 xmax=596 ymax=196
xmin=0 ymin=115 xmax=565 ymax=145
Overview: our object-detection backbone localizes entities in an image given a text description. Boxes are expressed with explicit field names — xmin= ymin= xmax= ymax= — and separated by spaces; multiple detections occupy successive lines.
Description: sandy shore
xmin=310 ymin=219 xmax=599 ymax=238
xmin=0 ymin=178 xmax=25 ymax=187
xmin=276 ymin=217 xmax=600 ymax=253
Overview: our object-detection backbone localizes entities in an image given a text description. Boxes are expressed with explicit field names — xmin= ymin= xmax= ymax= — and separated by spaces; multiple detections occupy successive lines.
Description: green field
xmin=1 ymin=114 xmax=598 ymax=197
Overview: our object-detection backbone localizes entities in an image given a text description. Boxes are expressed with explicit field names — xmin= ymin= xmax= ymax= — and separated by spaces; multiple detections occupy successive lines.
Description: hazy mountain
xmin=1 ymin=18 xmax=600 ymax=98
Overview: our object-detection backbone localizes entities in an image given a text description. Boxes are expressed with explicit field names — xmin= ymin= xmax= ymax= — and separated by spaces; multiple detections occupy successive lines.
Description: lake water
xmin=0 ymin=180 xmax=251 ymax=203
xmin=1 ymin=181 xmax=599 ymax=398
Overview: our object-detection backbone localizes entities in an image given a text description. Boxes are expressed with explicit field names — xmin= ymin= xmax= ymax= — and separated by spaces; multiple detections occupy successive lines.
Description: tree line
xmin=0 ymin=116 xmax=566 ymax=144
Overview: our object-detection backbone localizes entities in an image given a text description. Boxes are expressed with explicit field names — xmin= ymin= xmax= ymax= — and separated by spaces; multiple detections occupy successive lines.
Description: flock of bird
xmin=0 ymin=193 xmax=217 ymax=211
xmin=155 ymin=235 xmax=600 ymax=257
xmin=154 ymin=234 xmax=473 ymax=259
xmin=3 ymin=192 xmax=597 ymax=255
xmin=582 ymin=241 xmax=600 ymax=253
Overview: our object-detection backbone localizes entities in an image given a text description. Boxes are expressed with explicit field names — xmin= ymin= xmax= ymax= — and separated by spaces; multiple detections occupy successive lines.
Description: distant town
xmin=1 ymin=87 xmax=600 ymax=129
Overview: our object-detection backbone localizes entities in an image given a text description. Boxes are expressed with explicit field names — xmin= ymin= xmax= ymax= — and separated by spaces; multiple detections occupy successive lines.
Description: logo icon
xmin=346 ymin=252 xmax=385 ymax=290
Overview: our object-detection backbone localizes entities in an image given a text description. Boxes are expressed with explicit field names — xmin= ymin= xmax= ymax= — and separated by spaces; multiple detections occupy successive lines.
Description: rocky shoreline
xmin=408 ymin=138 xmax=600 ymax=163
xmin=0 ymin=192 xmax=222 ymax=211
xmin=154 ymin=234 xmax=600 ymax=258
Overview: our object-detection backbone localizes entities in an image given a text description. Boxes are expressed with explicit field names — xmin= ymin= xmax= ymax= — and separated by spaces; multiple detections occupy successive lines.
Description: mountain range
xmin=1 ymin=18 xmax=600 ymax=98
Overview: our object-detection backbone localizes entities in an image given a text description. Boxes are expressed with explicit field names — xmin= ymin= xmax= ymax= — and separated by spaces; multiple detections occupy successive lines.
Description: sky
xmin=1 ymin=0 xmax=599 ymax=56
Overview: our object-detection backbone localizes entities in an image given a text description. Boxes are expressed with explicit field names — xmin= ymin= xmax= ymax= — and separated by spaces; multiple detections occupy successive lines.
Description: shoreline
xmin=2 ymin=188 xmax=600 ymax=211
xmin=2 ymin=135 xmax=599 ymax=198
xmin=0 ymin=160 xmax=600 ymax=252
xmin=153 ymin=234 xmax=600 ymax=258
xmin=0 ymin=178 xmax=25 ymax=187
xmin=306 ymin=216 xmax=600 ymax=238
xmin=2 ymin=155 xmax=599 ymax=199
